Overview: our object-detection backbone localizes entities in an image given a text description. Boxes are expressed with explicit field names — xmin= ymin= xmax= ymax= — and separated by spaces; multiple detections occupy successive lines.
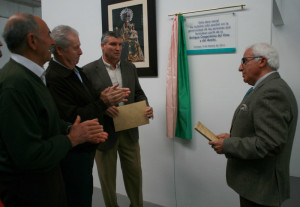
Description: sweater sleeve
xmin=0 ymin=88 xmax=72 ymax=172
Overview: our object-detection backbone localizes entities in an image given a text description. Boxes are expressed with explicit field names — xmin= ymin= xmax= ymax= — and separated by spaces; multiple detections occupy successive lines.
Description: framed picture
xmin=101 ymin=0 xmax=158 ymax=77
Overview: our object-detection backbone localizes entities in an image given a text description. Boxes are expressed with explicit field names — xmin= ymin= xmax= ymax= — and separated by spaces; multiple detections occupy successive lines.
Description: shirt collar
xmin=51 ymin=58 xmax=78 ymax=78
xmin=53 ymin=57 xmax=72 ymax=70
xmin=253 ymin=71 xmax=277 ymax=89
xmin=102 ymin=57 xmax=120 ymax=70
xmin=11 ymin=53 xmax=45 ymax=79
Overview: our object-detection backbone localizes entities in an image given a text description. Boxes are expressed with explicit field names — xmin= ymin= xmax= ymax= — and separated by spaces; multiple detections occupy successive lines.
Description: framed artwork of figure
xmin=101 ymin=0 xmax=158 ymax=77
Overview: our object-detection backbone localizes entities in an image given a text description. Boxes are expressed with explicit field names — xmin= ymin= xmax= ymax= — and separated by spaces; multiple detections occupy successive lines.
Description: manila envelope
xmin=194 ymin=121 xmax=218 ymax=141
xmin=113 ymin=100 xmax=149 ymax=132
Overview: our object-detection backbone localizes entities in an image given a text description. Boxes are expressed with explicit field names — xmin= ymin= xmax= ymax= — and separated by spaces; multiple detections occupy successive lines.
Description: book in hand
xmin=194 ymin=121 xmax=218 ymax=141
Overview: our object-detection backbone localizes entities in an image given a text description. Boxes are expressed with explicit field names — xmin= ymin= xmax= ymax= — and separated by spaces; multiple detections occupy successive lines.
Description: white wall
xmin=41 ymin=0 xmax=300 ymax=206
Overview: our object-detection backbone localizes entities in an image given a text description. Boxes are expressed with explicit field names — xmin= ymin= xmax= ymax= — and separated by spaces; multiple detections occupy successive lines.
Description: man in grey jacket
xmin=209 ymin=43 xmax=298 ymax=207
xmin=83 ymin=31 xmax=153 ymax=207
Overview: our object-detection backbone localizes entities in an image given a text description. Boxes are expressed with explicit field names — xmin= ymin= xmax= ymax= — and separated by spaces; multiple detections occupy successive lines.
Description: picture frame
xmin=101 ymin=0 xmax=158 ymax=77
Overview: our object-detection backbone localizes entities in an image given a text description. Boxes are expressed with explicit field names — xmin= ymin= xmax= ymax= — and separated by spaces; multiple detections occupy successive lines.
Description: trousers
xmin=95 ymin=130 xmax=143 ymax=207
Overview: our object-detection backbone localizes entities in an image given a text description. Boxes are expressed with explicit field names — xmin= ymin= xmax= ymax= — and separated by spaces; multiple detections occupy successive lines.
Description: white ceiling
xmin=6 ymin=0 xmax=41 ymax=7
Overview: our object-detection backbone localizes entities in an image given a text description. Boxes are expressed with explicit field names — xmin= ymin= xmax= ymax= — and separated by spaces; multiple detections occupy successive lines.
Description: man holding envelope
xmin=83 ymin=31 xmax=153 ymax=207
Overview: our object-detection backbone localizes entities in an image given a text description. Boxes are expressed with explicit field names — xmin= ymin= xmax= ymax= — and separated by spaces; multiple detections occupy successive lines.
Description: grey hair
xmin=247 ymin=42 xmax=279 ymax=71
xmin=2 ymin=13 xmax=39 ymax=54
xmin=101 ymin=31 xmax=122 ymax=44
xmin=51 ymin=25 xmax=78 ymax=54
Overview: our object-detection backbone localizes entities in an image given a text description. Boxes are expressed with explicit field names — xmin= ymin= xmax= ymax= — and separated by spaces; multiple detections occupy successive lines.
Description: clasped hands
xmin=100 ymin=83 xmax=130 ymax=106
xmin=67 ymin=116 xmax=108 ymax=147
xmin=208 ymin=133 xmax=230 ymax=154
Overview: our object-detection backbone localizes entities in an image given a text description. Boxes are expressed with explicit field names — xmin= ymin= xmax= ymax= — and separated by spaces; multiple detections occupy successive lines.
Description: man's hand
xmin=145 ymin=106 xmax=154 ymax=119
xmin=67 ymin=116 xmax=108 ymax=147
xmin=105 ymin=106 xmax=119 ymax=118
xmin=216 ymin=133 xmax=230 ymax=139
xmin=208 ymin=133 xmax=230 ymax=154
xmin=100 ymin=83 xmax=130 ymax=106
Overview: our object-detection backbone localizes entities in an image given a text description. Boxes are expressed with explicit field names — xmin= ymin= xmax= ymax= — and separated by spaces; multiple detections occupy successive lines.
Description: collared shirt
xmin=253 ymin=71 xmax=277 ymax=89
xmin=11 ymin=53 xmax=46 ymax=85
xmin=53 ymin=57 xmax=69 ymax=69
xmin=102 ymin=57 xmax=123 ymax=88
xmin=52 ymin=58 xmax=83 ymax=82
xmin=102 ymin=57 xmax=123 ymax=105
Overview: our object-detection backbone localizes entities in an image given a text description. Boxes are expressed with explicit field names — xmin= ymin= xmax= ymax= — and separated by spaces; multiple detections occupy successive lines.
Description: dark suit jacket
xmin=83 ymin=57 xmax=148 ymax=150
xmin=46 ymin=59 xmax=108 ymax=152
xmin=223 ymin=72 xmax=298 ymax=206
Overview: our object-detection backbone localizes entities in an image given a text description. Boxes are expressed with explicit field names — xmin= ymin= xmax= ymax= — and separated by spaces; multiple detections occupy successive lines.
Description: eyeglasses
xmin=241 ymin=56 xmax=263 ymax=65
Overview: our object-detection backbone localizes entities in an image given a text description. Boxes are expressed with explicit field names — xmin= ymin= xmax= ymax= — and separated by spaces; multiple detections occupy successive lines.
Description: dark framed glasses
xmin=241 ymin=56 xmax=263 ymax=65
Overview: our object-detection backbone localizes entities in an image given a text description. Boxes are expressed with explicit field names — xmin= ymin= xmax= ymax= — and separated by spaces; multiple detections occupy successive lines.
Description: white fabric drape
xmin=166 ymin=16 xmax=179 ymax=138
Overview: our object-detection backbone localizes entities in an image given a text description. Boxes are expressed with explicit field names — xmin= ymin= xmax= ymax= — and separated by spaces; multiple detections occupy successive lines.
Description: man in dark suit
xmin=0 ymin=13 xmax=106 ymax=207
xmin=209 ymin=43 xmax=298 ymax=207
xmin=83 ymin=31 xmax=154 ymax=207
xmin=46 ymin=25 xmax=130 ymax=207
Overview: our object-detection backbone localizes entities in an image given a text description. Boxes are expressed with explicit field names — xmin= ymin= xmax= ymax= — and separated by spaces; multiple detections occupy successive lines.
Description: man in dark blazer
xmin=46 ymin=26 xmax=129 ymax=207
xmin=0 ymin=14 xmax=106 ymax=207
xmin=209 ymin=43 xmax=298 ymax=207
xmin=83 ymin=31 xmax=154 ymax=207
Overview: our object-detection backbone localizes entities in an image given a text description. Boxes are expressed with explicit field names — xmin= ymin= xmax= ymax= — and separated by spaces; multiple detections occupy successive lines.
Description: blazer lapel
xmin=230 ymin=72 xmax=280 ymax=133
xmin=120 ymin=60 xmax=129 ymax=88
xmin=96 ymin=58 xmax=113 ymax=87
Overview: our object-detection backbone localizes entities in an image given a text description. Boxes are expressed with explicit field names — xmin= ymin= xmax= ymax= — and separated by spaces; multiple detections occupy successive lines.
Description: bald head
xmin=2 ymin=13 xmax=39 ymax=54
xmin=2 ymin=13 xmax=55 ymax=66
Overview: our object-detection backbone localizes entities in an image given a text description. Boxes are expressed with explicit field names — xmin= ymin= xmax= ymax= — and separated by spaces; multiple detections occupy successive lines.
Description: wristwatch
xmin=66 ymin=125 xmax=72 ymax=134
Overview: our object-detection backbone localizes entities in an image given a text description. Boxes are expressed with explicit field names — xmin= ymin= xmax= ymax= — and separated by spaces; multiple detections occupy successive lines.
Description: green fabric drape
xmin=175 ymin=14 xmax=192 ymax=140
